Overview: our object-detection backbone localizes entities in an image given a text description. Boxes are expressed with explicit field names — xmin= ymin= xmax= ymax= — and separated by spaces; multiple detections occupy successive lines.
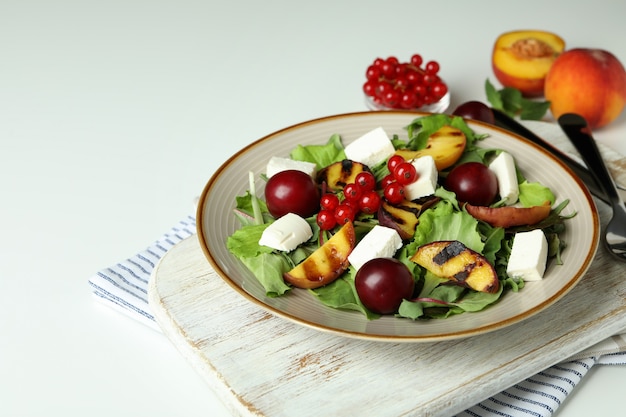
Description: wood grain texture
xmin=148 ymin=199 xmax=626 ymax=417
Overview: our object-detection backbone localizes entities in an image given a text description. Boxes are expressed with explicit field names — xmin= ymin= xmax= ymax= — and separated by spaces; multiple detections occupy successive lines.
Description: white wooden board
xmin=148 ymin=199 xmax=626 ymax=417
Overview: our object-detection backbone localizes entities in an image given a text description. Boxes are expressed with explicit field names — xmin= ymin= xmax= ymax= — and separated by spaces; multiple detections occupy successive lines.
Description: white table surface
xmin=1 ymin=1 xmax=625 ymax=416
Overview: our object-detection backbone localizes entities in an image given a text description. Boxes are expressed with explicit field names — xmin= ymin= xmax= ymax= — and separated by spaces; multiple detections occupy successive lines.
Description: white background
xmin=1 ymin=1 xmax=625 ymax=416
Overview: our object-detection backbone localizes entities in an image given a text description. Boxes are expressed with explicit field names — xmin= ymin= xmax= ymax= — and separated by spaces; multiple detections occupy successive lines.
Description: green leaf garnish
xmin=485 ymin=78 xmax=550 ymax=120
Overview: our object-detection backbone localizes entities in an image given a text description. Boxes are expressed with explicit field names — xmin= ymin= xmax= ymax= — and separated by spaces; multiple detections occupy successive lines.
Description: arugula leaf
xmin=480 ymin=223 xmax=505 ymax=265
xmin=485 ymin=78 xmax=550 ymax=120
xmin=397 ymin=282 xmax=503 ymax=320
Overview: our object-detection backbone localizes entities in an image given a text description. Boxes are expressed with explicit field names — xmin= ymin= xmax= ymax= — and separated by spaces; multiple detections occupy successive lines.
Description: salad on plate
xmin=226 ymin=114 xmax=573 ymax=321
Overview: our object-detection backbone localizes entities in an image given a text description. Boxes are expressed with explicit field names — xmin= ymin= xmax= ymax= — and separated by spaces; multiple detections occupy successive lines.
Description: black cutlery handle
xmin=558 ymin=113 xmax=621 ymax=205
xmin=492 ymin=108 xmax=609 ymax=204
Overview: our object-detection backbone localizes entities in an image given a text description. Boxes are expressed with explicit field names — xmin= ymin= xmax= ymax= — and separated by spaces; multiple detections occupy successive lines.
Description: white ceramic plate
xmin=196 ymin=111 xmax=599 ymax=342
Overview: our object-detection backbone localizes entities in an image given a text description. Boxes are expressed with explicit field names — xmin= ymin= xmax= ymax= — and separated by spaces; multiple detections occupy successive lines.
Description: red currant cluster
xmin=316 ymin=171 xmax=381 ymax=231
xmin=363 ymin=54 xmax=449 ymax=109
xmin=380 ymin=155 xmax=418 ymax=204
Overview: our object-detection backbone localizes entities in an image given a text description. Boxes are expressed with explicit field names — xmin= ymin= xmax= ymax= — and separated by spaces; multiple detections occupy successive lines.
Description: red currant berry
xmin=366 ymin=65 xmax=381 ymax=81
xmin=334 ymin=204 xmax=356 ymax=225
xmin=320 ymin=193 xmax=339 ymax=211
xmin=387 ymin=154 xmax=405 ymax=173
xmin=413 ymin=83 xmax=427 ymax=97
xmin=431 ymin=81 xmax=448 ymax=99
xmin=394 ymin=76 xmax=410 ymax=91
xmin=359 ymin=190 xmax=381 ymax=214
xmin=395 ymin=63 xmax=407 ymax=77
xmin=384 ymin=182 xmax=405 ymax=204
xmin=400 ymin=92 xmax=418 ymax=109
xmin=386 ymin=56 xmax=399 ymax=65
xmin=343 ymin=183 xmax=362 ymax=201
xmin=373 ymin=57 xmax=385 ymax=68
xmin=380 ymin=61 xmax=396 ymax=79
xmin=363 ymin=80 xmax=377 ymax=97
xmin=423 ymin=74 xmax=438 ymax=85
xmin=375 ymin=81 xmax=393 ymax=98
xmin=425 ymin=61 xmax=440 ymax=75
xmin=316 ymin=209 xmax=337 ymax=231
xmin=382 ymin=90 xmax=400 ymax=108
xmin=380 ymin=174 xmax=396 ymax=189
xmin=355 ymin=171 xmax=376 ymax=191
xmin=410 ymin=54 xmax=423 ymax=67
xmin=345 ymin=197 xmax=361 ymax=210
xmin=406 ymin=69 xmax=423 ymax=86
xmin=393 ymin=161 xmax=418 ymax=185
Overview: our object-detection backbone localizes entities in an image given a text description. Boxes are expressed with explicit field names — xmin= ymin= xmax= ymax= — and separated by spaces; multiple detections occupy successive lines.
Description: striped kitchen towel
xmin=88 ymin=216 xmax=626 ymax=417
xmin=88 ymin=215 xmax=196 ymax=331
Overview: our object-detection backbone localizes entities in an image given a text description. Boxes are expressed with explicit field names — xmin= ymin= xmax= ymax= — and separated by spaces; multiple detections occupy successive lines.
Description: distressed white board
xmin=148 ymin=202 xmax=626 ymax=417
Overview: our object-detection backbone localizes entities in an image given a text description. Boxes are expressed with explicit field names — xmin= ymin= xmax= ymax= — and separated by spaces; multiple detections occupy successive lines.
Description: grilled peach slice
xmin=284 ymin=221 xmax=356 ymax=289
xmin=315 ymin=160 xmax=371 ymax=191
xmin=410 ymin=240 xmax=499 ymax=293
xmin=377 ymin=196 xmax=440 ymax=240
xmin=465 ymin=201 xmax=551 ymax=228
xmin=394 ymin=125 xmax=466 ymax=171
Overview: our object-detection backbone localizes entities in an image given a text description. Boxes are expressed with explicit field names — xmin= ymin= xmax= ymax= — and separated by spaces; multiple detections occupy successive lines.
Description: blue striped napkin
xmin=88 ymin=216 xmax=626 ymax=416
xmin=88 ymin=215 xmax=197 ymax=331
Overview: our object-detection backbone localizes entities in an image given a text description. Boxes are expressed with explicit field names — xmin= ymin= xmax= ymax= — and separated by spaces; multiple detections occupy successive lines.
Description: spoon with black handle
xmin=558 ymin=113 xmax=626 ymax=261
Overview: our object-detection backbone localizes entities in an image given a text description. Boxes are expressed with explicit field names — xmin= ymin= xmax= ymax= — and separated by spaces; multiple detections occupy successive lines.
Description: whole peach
xmin=544 ymin=48 xmax=626 ymax=129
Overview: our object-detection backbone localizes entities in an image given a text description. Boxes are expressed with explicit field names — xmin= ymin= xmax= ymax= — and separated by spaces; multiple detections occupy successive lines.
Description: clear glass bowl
xmin=364 ymin=91 xmax=450 ymax=113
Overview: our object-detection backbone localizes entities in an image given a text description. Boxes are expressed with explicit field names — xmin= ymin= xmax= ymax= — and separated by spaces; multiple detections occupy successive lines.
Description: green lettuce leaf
xmin=519 ymin=180 xmax=556 ymax=207
xmin=238 ymin=252 xmax=292 ymax=297
xmin=410 ymin=200 xmax=484 ymax=254
xmin=290 ymin=134 xmax=346 ymax=168
xmin=310 ymin=268 xmax=380 ymax=320
xmin=227 ymin=223 xmax=272 ymax=258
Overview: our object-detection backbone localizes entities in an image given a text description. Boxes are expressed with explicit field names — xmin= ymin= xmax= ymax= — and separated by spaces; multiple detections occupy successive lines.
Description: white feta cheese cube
xmin=348 ymin=225 xmax=402 ymax=271
xmin=259 ymin=213 xmax=313 ymax=251
xmin=266 ymin=156 xmax=317 ymax=178
xmin=506 ymin=229 xmax=548 ymax=281
xmin=489 ymin=151 xmax=519 ymax=205
xmin=403 ymin=155 xmax=438 ymax=200
xmin=344 ymin=127 xmax=395 ymax=168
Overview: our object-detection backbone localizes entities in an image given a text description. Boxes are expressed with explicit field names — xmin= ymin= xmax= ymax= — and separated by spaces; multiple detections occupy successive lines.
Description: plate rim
xmin=196 ymin=110 xmax=600 ymax=342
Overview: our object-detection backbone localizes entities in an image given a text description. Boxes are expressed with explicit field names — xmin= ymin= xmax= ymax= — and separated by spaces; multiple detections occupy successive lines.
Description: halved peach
xmin=492 ymin=30 xmax=565 ymax=97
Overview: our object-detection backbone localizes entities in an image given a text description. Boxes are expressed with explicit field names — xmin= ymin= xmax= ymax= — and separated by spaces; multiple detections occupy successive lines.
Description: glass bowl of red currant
xmin=363 ymin=54 xmax=450 ymax=113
